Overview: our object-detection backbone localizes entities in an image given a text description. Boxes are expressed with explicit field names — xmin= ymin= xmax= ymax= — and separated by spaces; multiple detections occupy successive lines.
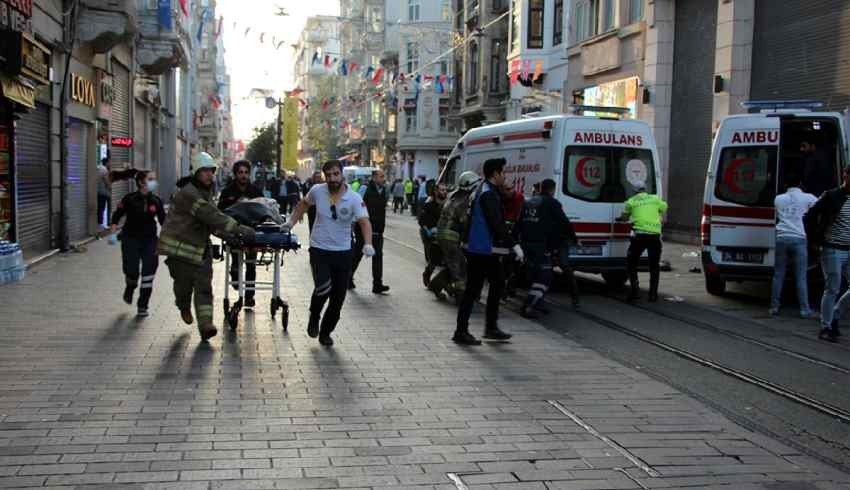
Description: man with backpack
xmin=454 ymin=159 xmax=523 ymax=345
xmin=804 ymin=166 xmax=850 ymax=342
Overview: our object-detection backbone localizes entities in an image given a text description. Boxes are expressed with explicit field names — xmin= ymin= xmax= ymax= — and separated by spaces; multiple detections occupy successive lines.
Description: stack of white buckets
xmin=0 ymin=240 xmax=24 ymax=285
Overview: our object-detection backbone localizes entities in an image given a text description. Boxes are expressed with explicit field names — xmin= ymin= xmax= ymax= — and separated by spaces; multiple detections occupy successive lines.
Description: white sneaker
xmin=768 ymin=307 xmax=780 ymax=316
xmin=137 ymin=308 xmax=149 ymax=318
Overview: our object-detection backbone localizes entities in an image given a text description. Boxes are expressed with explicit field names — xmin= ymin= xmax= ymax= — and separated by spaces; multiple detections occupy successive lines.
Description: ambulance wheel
xmin=705 ymin=274 xmax=726 ymax=296
xmin=602 ymin=271 xmax=628 ymax=289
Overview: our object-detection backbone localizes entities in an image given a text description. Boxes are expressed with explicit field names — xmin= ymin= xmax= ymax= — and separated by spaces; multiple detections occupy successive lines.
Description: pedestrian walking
xmin=110 ymin=169 xmax=165 ymax=317
xmin=803 ymin=166 xmax=850 ymax=341
xmin=286 ymin=160 xmax=375 ymax=346
xmin=454 ymin=159 xmax=522 ymax=345
xmin=419 ymin=182 xmax=448 ymax=293
xmin=618 ymin=182 xmax=668 ymax=302
xmin=771 ymin=172 xmax=817 ymax=318
xmin=217 ymin=160 xmax=263 ymax=309
xmin=432 ymin=172 xmax=481 ymax=302
xmin=516 ymin=178 xmax=578 ymax=318
xmin=416 ymin=176 xmax=428 ymax=217
xmin=390 ymin=178 xmax=405 ymax=213
xmin=352 ymin=170 xmax=390 ymax=294
xmin=97 ymin=158 xmax=111 ymax=230
xmin=404 ymin=179 xmax=414 ymax=215
xmin=286 ymin=174 xmax=301 ymax=214
xmin=157 ymin=152 xmax=255 ymax=341
xmin=500 ymin=180 xmax=525 ymax=299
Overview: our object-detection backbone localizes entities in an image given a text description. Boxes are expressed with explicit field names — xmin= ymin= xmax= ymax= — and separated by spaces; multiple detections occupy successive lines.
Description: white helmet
xmin=192 ymin=152 xmax=217 ymax=173
xmin=457 ymin=171 xmax=481 ymax=191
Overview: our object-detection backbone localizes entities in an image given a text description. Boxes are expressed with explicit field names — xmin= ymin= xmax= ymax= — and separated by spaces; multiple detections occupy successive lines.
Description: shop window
xmin=528 ymin=0 xmax=544 ymax=49
xmin=553 ymin=0 xmax=564 ymax=45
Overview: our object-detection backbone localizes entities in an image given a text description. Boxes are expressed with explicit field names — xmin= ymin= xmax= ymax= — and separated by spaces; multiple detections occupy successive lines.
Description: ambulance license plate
xmin=722 ymin=250 xmax=764 ymax=264
xmin=571 ymin=245 xmax=603 ymax=256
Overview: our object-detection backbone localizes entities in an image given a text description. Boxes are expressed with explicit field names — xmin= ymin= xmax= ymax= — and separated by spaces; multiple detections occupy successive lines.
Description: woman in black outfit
xmin=110 ymin=170 xmax=166 ymax=317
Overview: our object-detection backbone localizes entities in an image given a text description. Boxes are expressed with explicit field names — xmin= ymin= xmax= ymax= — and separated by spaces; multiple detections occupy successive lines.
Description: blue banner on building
xmin=158 ymin=0 xmax=172 ymax=30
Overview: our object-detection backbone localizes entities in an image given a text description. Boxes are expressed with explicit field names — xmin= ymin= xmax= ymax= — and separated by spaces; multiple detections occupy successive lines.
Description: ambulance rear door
xmin=706 ymin=117 xmax=779 ymax=268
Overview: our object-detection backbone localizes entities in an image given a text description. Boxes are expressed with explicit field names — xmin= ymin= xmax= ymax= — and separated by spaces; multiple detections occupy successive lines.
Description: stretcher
xmin=219 ymin=222 xmax=300 ymax=331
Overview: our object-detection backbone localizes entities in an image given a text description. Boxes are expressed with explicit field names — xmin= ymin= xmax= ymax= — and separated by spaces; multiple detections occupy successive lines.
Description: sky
xmin=217 ymin=0 xmax=340 ymax=141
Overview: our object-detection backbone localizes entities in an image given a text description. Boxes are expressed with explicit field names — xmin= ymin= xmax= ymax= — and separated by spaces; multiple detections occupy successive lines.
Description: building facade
xmin=0 ymin=0 xmax=231 ymax=258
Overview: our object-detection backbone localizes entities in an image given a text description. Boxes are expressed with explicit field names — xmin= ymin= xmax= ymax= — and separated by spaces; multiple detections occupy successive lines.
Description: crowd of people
xmin=105 ymin=153 xmax=671 ymax=345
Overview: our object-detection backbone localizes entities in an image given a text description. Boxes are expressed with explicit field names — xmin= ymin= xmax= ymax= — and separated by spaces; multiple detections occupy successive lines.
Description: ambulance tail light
xmin=543 ymin=121 xmax=554 ymax=129
xmin=701 ymin=204 xmax=712 ymax=245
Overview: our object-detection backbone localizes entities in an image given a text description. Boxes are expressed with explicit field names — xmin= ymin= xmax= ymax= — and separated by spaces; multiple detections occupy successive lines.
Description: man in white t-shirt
xmin=771 ymin=172 xmax=817 ymax=318
xmin=287 ymin=160 xmax=375 ymax=346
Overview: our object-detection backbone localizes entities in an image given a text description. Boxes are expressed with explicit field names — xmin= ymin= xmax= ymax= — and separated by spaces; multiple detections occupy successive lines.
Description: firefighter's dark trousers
xmin=121 ymin=236 xmax=159 ymax=309
xmin=166 ymin=255 xmax=214 ymax=326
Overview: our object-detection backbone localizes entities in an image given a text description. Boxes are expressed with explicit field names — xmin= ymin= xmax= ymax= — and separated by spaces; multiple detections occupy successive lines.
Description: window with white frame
xmin=371 ymin=101 xmax=381 ymax=125
xmin=369 ymin=6 xmax=383 ymax=33
xmin=489 ymin=38 xmax=504 ymax=93
xmin=408 ymin=0 xmax=420 ymax=21
xmin=405 ymin=108 xmax=417 ymax=132
xmin=553 ymin=0 xmax=564 ymax=45
xmin=406 ymin=42 xmax=419 ymax=73
xmin=510 ymin=0 xmax=521 ymax=52
xmin=574 ymin=0 xmax=598 ymax=43
xmin=439 ymin=99 xmax=451 ymax=132
xmin=600 ymin=0 xmax=615 ymax=32
xmin=528 ymin=0 xmax=544 ymax=49
xmin=628 ymin=0 xmax=644 ymax=24
xmin=442 ymin=0 xmax=451 ymax=21
xmin=387 ymin=112 xmax=397 ymax=133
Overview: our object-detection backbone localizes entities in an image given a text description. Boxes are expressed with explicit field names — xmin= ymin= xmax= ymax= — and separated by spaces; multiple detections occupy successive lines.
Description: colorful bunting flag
xmin=372 ymin=67 xmax=384 ymax=85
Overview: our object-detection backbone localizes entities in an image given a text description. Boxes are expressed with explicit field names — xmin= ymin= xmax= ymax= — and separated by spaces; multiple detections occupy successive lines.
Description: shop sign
xmin=96 ymin=70 xmax=113 ymax=120
xmin=70 ymin=73 xmax=95 ymax=107
xmin=0 ymin=31 xmax=49 ymax=85
xmin=0 ymin=76 xmax=35 ymax=108
xmin=581 ymin=76 xmax=639 ymax=119
xmin=0 ymin=2 xmax=29 ymax=32
xmin=111 ymin=137 xmax=134 ymax=148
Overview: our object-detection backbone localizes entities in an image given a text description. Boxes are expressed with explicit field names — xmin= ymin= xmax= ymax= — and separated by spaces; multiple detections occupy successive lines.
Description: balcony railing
xmin=77 ymin=0 xmax=137 ymax=53
xmin=136 ymin=5 xmax=191 ymax=75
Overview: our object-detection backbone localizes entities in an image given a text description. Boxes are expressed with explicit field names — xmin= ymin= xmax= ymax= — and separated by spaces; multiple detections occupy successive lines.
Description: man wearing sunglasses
xmin=286 ymin=160 xmax=374 ymax=346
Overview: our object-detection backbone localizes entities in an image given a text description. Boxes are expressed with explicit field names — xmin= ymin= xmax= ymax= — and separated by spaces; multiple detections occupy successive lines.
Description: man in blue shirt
xmin=454 ymin=158 xmax=524 ymax=345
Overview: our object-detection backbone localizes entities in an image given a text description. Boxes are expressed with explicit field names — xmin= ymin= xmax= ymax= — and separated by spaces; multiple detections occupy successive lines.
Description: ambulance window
xmin=714 ymin=146 xmax=778 ymax=207
xmin=565 ymin=147 xmax=608 ymax=201
xmin=564 ymin=146 xmax=655 ymax=202
xmin=441 ymin=156 xmax=460 ymax=188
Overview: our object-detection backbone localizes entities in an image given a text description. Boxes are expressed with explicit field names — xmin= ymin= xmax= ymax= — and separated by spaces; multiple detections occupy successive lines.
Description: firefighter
xmin=419 ymin=182 xmax=448 ymax=296
xmin=516 ymin=178 xmax=579 ymax=318
xmin=431 ymin=171 xmax=482 ymax=301
xmin=157 ymin=152 xmax=255 ymax=341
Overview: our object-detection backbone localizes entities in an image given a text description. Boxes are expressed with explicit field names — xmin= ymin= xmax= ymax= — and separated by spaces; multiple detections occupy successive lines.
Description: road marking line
xmin=546 ymin=399 xmax=661 ymax=478
xmin=446 ymin=472 xmax=469 ymax=490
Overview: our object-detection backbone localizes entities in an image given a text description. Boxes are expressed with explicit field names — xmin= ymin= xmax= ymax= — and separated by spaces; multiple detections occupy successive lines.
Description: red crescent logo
xmin=576 ymin=157 xmax=596 ymax=188
xmin=723 ymin=157 xmax=753 ymax=194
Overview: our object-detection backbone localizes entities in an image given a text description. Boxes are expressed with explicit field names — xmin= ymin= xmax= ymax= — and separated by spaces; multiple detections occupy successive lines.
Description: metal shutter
xmin=15 ymin=103 xmax=51 ymax=254
xmin=666 ymin=0 xmax=717 ymax=241
xmin=751 ymin=0 xmax=850 ymax=112
xmin=67 ymin=120 xmax=90 ymax=242
xmin=111 ymin=61 xmax=131 ymax=204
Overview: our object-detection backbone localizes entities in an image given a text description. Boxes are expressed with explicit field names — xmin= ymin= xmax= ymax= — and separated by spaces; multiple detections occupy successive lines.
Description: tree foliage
xmin=245 ymin=122 xmax=276 ymax=169
xmin=305 ymin=76 xmax=341 ymax=163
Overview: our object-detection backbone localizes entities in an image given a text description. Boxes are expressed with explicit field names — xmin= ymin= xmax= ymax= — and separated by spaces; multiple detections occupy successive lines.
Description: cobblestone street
xmin=0 ymin=226 xmax=848 ymax=490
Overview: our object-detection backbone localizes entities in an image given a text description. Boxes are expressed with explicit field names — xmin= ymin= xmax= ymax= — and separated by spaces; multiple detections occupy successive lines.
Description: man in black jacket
xmin=352 ymin=169 xmax=390 ymax=294
xmin=218 ymin=160 xmax=263 ymax=308
xmin=804 ymin=166 xmax=850 ymax=341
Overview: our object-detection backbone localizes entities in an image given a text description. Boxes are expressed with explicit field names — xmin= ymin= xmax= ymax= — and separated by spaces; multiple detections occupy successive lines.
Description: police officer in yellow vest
xmin=157 ymin=152 xmax=255 ymax=341
xmin=618 ymin=182 xmax=668 ymax=302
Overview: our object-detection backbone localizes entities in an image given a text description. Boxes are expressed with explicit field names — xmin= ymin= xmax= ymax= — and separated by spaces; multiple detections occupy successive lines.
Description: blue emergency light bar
xmin=568 ymin=105 xmax=631 ymax=116
xmin=740 ymin=100 xmax=824 ymax=111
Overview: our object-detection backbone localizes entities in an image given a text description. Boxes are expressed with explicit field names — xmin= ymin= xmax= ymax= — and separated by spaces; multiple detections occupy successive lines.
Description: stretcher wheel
xmin=270 ymin=297 xmax=289 ymax=331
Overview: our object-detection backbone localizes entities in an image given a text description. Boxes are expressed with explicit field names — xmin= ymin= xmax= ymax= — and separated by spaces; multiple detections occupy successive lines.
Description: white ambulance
xmin=701 ymin=100 xmax=850 ymax=295
xmin=342 ymin=166 xmax=379 ymax=185
xmin=439 ymin=108 xmax=663 ymax=286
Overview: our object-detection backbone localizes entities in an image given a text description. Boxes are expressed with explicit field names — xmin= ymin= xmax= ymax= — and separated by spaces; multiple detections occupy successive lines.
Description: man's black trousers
xmin=627 ymin=233 xmax=662 ymax=295
xmin=229 ymin=250 xmax=257 ymax=301
xmin=309 ymin=248 xmax=353 ymax=336
xmin=457 ymin=253 xmax=504 ymax=333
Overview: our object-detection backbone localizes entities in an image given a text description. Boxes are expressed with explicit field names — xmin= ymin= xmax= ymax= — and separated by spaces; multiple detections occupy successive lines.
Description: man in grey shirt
xmin=287 ymin=160 xmax=374 ymax=346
